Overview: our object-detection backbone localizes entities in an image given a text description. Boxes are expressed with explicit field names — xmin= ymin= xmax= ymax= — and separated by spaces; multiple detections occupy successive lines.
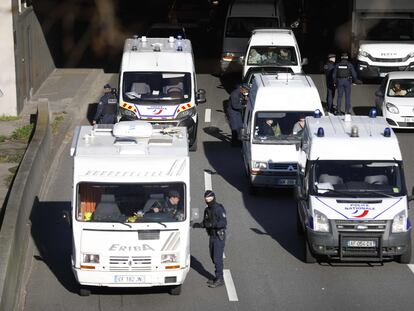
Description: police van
xmin=118 ymin=35 xmax=206 ymax=151
xmin=241 ymin=72 xmax=323 ymax=192
xmin=296 ymin=113 xmax=412 ymax=263
xmin=68 ymin=121 xmax=195 ymax=295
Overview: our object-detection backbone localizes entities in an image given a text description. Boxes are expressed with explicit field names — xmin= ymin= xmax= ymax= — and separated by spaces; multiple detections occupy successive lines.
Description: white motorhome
xmin=296 ymin=114 xmax=412 ymax=263
xmin=68 ymin=121 xmax=193 ymax=296
xmin=242 ymin=29 xmax=305 ymax=78
xmin=241 ymin=72 xmax=323 ymax=192
xmin=352 ymin=0 xmax=414 ymax=79
xmin=220 ymin=0 xmax=285 ymax=74
xmin=118 ymin=35 xmax=206 ymax=151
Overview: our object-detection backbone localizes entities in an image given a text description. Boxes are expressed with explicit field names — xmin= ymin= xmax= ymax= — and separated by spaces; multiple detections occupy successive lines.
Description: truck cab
xmin=296 ymin=113 xmax=412 ymax=263
xmin=69 ymin=121 xmax=194 ymax=295
xmin=241 ymin=72 xmax=323 ymax=192
xmin=118 ymin=35 xmax=206 ymax=151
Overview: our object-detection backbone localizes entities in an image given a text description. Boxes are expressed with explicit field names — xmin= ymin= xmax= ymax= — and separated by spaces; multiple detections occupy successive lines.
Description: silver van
xmin=220 ymin=0 xmax=286 ymax=74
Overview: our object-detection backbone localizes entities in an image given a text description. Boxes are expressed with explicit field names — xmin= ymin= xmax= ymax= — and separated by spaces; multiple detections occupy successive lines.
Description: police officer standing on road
xmin=333 ymin=53 xmax=358 ymax=115
xmin=227 ymin=84 xmax=248 ymax=146
xmin=193 ymin=190 xmax=227 ymax=288
xmin=93 ymin=84 xmax=118 ymax=125
xmin=324 ymin=54 xmax=336 ymax=113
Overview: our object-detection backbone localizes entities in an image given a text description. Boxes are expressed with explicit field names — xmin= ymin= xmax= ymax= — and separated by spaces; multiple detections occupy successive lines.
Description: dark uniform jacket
xmin=333 ymin=60 xmax=357 ymax=82
xmin=202 ymin=202 xmax=227 ymax=236
xmin=94 ymin=92 xmax=118 ymax=124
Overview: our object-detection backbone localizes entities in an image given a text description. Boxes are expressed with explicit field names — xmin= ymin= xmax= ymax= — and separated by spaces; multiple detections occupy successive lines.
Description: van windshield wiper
xmin=316 ymin=188 xmax=357 ymax=198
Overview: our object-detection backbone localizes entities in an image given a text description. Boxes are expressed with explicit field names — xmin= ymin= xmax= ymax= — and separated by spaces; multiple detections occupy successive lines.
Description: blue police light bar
xmin=384 ymin=127 xmax=391 ymax=137
xmin=369 ymin=108 xmax=377 ymax=118
xmin=314 ymin=109 xmax=322 ymax=118
xmin=317 ymin=127 xmax=324 ymax=137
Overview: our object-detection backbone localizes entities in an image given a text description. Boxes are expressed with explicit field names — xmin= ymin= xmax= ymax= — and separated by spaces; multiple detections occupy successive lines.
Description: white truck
xmin=241 ymin=72 xmax=323 ymax=192
xmin=68 ymin=121 xmax=194 ymax=295
xmin=296 ymin=113 xmax=412 ymax=263
xmin=118 ymin=35 xmax=206 ymax=151
xmin=352 ymin=0 xmax=414 ymax=79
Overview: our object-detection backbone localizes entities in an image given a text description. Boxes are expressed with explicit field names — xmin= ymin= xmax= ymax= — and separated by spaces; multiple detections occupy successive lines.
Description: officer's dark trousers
xmin=336 ymin=79 xmax=351 ymax=114
xmin=326 ymin=85 xmax=335 ymax=112
xmin=209 ymin=235 xmax=225 ymax=280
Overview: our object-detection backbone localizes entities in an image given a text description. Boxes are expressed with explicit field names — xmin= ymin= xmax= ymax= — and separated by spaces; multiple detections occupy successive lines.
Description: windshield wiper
xmin=116 ymin=221 xmax=132 ymax=228
xmin=316 ymin=188 xmax=357 ymax=198
xmin=363 ymin=190 xmax=395 ymax=198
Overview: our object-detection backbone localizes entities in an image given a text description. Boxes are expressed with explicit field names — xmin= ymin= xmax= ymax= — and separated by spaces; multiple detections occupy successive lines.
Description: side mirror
xmin=62 ymin=210 xmax=72 ymax=227
xmin=196 ymin=89 xmax=206 ymax=104
xmin=239 ymin=55 xmax=245 ymax=64
xmin=301 ymin=57 xmax=309 ymax=66
xmin=190 ymin=208 xmax=200 ymax=223
xmin=375 ymin=90 xmax=384 ymax=97
xmin=240 ymin=128 xmax=250 ymax=141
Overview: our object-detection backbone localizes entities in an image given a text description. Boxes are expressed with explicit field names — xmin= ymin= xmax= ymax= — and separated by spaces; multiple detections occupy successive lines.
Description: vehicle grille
xmin=138 ymin=230 xmax=160 ymax=240
xmin=335 ymin=220 xmax=387 ymax=233
xmin=268 ymin=163 xmax=297 ymax=171
xmin=341 ymin=246 xmax=379 ymax=257
xmin=397 ymin=122 xmax=414 ymax=127
xmin=109 ymin=256 xmax=152 ymax=272
xmin=368 ymin=55 xmax=409 ymax=63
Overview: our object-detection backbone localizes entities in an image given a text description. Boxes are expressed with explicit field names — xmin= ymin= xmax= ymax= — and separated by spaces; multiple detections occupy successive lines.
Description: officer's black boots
xmin=206 ymin=278 xmax=215 ymax=285
xmin=208 ymin=278 xmax=224 ymax=288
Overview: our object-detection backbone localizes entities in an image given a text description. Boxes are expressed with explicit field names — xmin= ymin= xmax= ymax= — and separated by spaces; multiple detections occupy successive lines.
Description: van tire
xmin=304 ymin=238 xmax=317 ymax=263
xmin=79 ymin=287 xmax=91 ymax=296
xmin=169 ymin=285 xmax=182 ymax=295
xmin=248 ymin=183 xmax=258 ymax=195
xmin=296 ymin=211 xmax=304 ymax=235
xmin=396 ymin=242 xmax=412 ymax=264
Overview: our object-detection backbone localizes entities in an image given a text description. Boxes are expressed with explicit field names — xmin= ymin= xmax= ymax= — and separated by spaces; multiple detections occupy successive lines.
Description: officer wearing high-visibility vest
xmin=93 ymin=84 xmax=118 ymax=124
xmin=333 ymin=53 xmax=357 ymax=115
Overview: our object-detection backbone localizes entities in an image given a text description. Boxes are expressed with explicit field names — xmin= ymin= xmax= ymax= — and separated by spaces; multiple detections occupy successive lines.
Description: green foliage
xmin=11 ymin=124 xmax=34 ymax=142
xmin=0 ymin=115 xmax=20 ymax=121
xmin=51 ymin=115 xmax=64 ymax=134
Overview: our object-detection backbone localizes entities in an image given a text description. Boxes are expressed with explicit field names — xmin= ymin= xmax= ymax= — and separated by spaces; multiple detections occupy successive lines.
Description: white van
xmin=241 ymin=72 xmax=323 ymax=192
xmin=296 ymin=114 xmax=412 ymax=263
xmin=220 ymin=0 xmax=285 ymax=74
xmin=69 ymin=121 xmax=195 ymax=296
xmin=118 ymin=35 xmax=206 ymax=151
xmin=242 ymin=29 xmax=305 ymax=78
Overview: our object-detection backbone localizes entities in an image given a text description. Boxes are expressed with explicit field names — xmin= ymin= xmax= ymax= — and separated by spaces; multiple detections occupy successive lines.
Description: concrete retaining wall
xmin=0 ymin=100 xmax=51 ymax=311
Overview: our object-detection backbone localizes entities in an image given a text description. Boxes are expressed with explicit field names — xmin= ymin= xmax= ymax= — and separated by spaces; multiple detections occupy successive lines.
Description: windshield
xmin=311 ymin=160 xmax=406 ymax=197
xmin=253 ymin=111 xmax=313 ymax=143
xmin=225 ymin=17 xmax=279 ymax=38
xmin=387 ymin=79 xmax=414 ymax=97
xmin=360 ymin=18 xmax=414 ymax=41
xmin=247 ymin=46 xmax=298 ymax=66
xmin=76 ymin=182 xmax=186 ymax=223
xmin=122 ymin=72 xmax=191 ymax=104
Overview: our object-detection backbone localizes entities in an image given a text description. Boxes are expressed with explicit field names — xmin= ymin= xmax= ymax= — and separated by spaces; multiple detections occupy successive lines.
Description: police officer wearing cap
xmin=193 ymin=190 xmax=227 ymax=288
xmin=227 ymin=84 xmax=248 ymax=146
xmin=93 ymin=84 xmax=118 ymax=125
xmin=324 ymin=54 xmax=336 ymax=113
xmin=163 ymin=190 xmax=182 ymax=218
xmin=333 ymin=53 xmax=357 ymax=115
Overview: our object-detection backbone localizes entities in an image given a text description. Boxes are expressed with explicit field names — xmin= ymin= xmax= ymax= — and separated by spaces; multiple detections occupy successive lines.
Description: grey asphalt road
xmin=23 ymin=73 xmax=414 ymax=311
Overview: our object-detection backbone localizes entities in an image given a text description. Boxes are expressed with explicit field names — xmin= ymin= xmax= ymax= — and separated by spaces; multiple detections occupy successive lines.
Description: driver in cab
xmin=147 ymin=190 xmax=183 ymax=220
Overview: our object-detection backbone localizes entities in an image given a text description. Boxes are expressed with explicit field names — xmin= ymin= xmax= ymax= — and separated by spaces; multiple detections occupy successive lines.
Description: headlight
xmin=120 ymin=107 xmax=137 ymax=118
xmin=176 ymin=107 xmax=196 ymax=119
xmin=252 ymin=161 xmax=268 ymax=169
xmin=222 ymin=52 xmax=236 ymax=62
xmin=82 ymin=254 xmax=100 ymax=264
xmin=386 ymin=102 xmax=399 ymax=114
xmin=161 ymin=253 xmax=179 ymax=264
xmin=392 ymin=210 xmax=407 ymax=233
xmin=358 ymin=49 xmax=369 ymax=58
xmin=313 ymin=210 xmax=329 ymax=232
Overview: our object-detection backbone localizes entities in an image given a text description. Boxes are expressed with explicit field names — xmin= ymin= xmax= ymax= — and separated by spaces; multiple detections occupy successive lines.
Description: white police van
xmin=118 ymin=35 xmax=206 ymax=151
xmin=68 ymin=121 xmax=195 ymax=295
xmin=296 ymin=112 xmax=412 ymax=263
xmin=241 ymin=72 xmax=323 ymax=193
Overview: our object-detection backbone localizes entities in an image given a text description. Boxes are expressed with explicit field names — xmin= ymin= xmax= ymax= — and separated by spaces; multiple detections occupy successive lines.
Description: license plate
xmin=114 ymin=275 xmax=145 ymax=283
xmin=347 ymin=240 xmax=376 ymax=248
xmin=277 ymin=179 xmax=296 ymax=185
xmin=404 ymin=117 xmax=414 ymax=123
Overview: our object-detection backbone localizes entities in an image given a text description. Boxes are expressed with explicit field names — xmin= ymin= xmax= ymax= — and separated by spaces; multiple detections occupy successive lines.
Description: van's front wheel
xmin=79 ymin=286 xmax=91 ymax=296
xmin=396 ymin=242 xmax=412 ymax=264
xmin=169 ymin=284 xmax=182 ymax=295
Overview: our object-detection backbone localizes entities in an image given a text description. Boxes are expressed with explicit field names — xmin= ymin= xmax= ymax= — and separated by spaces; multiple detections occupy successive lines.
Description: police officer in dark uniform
xmin=163 ymin=190 xmax=182 ymax=219
xmin=193 ymin=190 xmax=227 ymax=288
xmin=93 ymin=84 xmax=118 ymax=124
xmin=227 ymin=84 xmax=248 ymax=146
xmin=324 ymin=54 xmax=336 ymax=113
xmin=333 ymin=53 xmax=357 ymax=115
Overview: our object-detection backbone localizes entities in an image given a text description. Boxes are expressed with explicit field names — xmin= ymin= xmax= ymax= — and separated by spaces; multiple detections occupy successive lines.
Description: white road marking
xmin=408 ymin=264 xmax=414 ymax=274
xmin=204 ymin=108 xmax=211 ymax=123
xmin=223 ymin=269 xmax=238 ymax=301
xmin=223 ymin=252 xmax=226 ymax=259
xmin=204 ymin=171 xmax=212 ymax=191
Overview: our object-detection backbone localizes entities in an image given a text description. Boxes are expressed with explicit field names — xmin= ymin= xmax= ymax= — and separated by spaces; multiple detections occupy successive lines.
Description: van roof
xmin=121 ymin=37 xmax=193 ymax=72
xmin=305 ymin=115 xmax=402 ymax=161
xmin=250 ymin=73 xmax=322 ymax=111
xmin=249 ymin=29 xmax=297 ymax=46
xmin=228 ymin=1 xmax=279 ymax=17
